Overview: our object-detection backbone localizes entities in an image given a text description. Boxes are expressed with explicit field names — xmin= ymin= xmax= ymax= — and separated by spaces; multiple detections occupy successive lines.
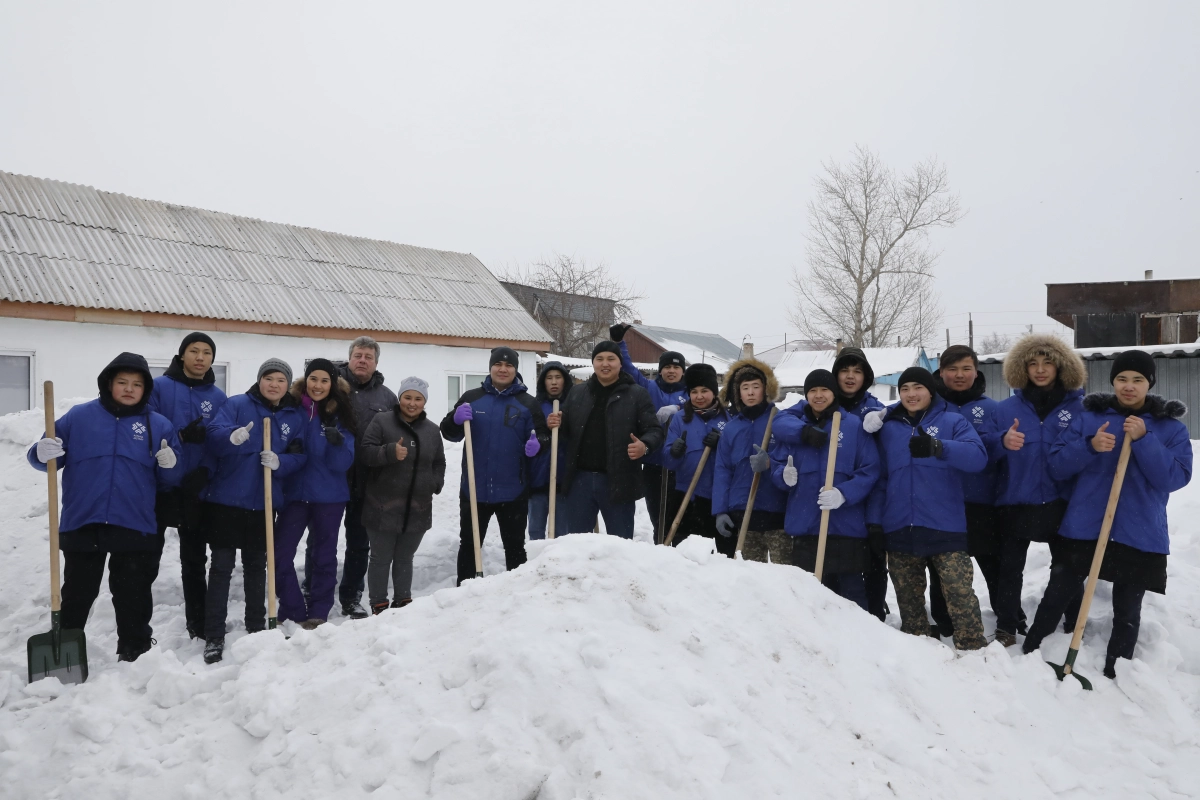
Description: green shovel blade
xmin=27 ymin=626 xmax=88 ymax=685
xmin=1046 ymin=646 xmax=1092 ymax=690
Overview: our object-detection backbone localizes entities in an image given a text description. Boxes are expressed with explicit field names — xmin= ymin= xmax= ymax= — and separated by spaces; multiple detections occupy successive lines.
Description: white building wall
xmin=0 ymin=317 xmax=540 ymax=417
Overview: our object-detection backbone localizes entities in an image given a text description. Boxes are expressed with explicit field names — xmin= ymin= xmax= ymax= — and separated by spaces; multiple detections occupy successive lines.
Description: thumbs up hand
xmin=155 ymin=439 xmax=177 ymax=469
xmin=1091 ymin=420 xmax=1117 ymax=453
xmin=1003 ymin=418 xmax=1025 ymax=451
xmin=230 ymin=420 xmax=254 ymax=446
xmin=749 ymin=444 xmax=772 ymax=473
xmin=782 ymin=455 xmax=798 ymax=486
xmin=627 ymin=433 xmax=648 ymax=460
xmin=524 ymin=430 xmax=541 ymax=457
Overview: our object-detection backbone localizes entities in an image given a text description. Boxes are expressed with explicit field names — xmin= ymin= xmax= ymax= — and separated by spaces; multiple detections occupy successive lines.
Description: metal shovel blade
xmin=27 ymin=626 xmax=89 ymax=685
xmin=1046 ymin=646 xmax=1092 ymax=690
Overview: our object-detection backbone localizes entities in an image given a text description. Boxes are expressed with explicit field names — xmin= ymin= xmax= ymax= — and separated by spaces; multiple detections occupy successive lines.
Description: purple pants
xmin=275 ymin=501 xmax=345 ymax=622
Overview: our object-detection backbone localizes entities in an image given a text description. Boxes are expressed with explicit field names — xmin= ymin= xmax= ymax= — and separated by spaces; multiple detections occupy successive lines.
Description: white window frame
xmin=0 ymin=349 xmax=36 ymax=413
xmin=445 ymin=371 xmax=490 ymax=412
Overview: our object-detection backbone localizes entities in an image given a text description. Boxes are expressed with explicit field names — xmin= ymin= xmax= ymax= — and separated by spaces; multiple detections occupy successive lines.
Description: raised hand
xmin=1003 ymin=418 xmax=1024 ymax=451
xmin=863 ymin=409 xmax=885 ymax=433
xmin=155 ymin=439 xmax=177 ymax=469
xmin=749 ymin=444 xmax=771 ymax=473
xmin=524 ymin=430 xmax=541 ymax=457
xmin=670 ymin=431 xmax=688 ymax=459
xmin=782 ymin=455 xmax=798 ymax=487
xmin=1091 ymin=420 xmax=1116 ymax=453
xmin=627 ymin=433 xmax=648 ymax=460
xmin=656 ymin=405 xmax=680 ymax=425
xmin=230 ymin=420 xmax=254 ymax=445
xmin=394 ymin=439 xmax=408 ymax=461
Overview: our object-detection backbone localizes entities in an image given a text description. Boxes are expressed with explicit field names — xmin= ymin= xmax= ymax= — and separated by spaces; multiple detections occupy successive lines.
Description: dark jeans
xmin=821 ymin=572 xmax=869 ymax=611
xmin=994 ymin=538 xmax=1082 ymax=635
xmin=456 ymin=495 xmax=528 ymax=586
xmin=668 ymin=494 xmax=734 ymax=557
xmin=304 ymin=494 xmax=368 ymax=606
xmin=61 ymin=547 xmax=163 ymax=656
xmin=528 ymin=489 xmax=569 ymax=540
xmin=641 ymin=465 xmax=672 ymax=542
xmin=157 ymin=513 xmax=208 ymax=636
xmin=206 ymin=546 xmax=267 ymax=640
xmin=929 ymin=553 xmax=1001 ymax=635
xmin=866 ymin=548 xmax=889 ymax=621
xmin=276 ymin=501 xmax=345 ymax=623
xmin=1024 ymin=563 xmax=1146 ymax=663
xmin=567 ymin=471 xmax=636 ymax=539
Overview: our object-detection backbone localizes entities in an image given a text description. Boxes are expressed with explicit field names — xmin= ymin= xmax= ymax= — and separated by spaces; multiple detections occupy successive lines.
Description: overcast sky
xmin=2 ymin=2 xmax=1197 ymax=355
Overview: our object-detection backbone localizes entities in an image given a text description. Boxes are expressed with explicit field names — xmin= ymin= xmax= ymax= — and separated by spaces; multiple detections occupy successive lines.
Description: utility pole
xmin=968 ymin=313 xmax=974 ymax=351
xmin=946 ymin=329 xmax=950 ymax=348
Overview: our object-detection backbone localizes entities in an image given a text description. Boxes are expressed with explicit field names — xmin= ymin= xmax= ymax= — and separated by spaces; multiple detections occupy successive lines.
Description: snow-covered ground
xmin=1 ymin=400 xmax=1198 ymax=798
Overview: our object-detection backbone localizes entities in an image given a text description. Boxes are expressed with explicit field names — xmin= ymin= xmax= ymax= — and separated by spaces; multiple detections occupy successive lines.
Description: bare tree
xmin=789 ymin=145 xmax=963 ymax=349
xmin=977 ymin=331 xmax=1014 ymax=355
xmin=501 ymin=254 xmax=642 ymax=357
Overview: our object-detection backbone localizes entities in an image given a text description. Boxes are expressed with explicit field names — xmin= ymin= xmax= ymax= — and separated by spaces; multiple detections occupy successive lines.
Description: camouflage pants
xmin=741 ymin=529 xmax=793 ymax=565
xmin=888 ymin=551 xmax=987 ymax=650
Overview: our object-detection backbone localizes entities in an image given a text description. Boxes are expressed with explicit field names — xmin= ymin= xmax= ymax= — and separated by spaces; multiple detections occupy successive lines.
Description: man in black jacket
xmin=547 ymin=342 xmax=664 ymax=539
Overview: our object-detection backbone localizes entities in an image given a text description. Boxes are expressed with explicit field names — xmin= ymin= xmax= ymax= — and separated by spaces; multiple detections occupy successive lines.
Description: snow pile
xmin=1 ymin=404 xmax=1199 ymax=798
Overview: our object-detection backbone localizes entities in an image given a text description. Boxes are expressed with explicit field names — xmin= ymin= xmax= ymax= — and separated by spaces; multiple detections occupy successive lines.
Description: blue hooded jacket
xmin=204 ymin=388 xmax=307 ymax=511
xmin=529 ymin=363 xmax=572 ymax=491
xmin=617 ymin=341 xmax=688 ymax=468
xmin=440 ymin=375 xmax=549 ymax=504
xmin=712 ymin=404 xmax=787 ymax=517
xmin=988 ymin=387 xmax=1085 ymax=507
xmin=769 ymin=408 xmax=880 ymax=538
xmin=283 ymin=387 xmax=356 ymax=506
xmin=662 ymin=402 xmax=731 ymax=499
xmin=1048 ymin=393 xmax=1191 ymax=555
xmin=146 ymin=357 xmax=228 ymax=476
xmin=934 ymin=371 xmax=1001 ymax=505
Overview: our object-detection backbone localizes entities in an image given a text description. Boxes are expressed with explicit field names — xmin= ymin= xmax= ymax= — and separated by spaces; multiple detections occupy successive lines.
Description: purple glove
xmin=524 ymin=431 xmax=541 ymax=457
xmin=453 ymin=403 xmax=473 ymax=425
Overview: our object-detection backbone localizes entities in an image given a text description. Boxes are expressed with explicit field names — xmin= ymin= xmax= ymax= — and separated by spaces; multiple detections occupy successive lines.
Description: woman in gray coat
xmin=360 ymin=377 xmax=447 ymax=613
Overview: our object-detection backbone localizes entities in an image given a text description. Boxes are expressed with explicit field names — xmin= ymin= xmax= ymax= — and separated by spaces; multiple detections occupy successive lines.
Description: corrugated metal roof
xmin=632 ymin=324 xmax=743 ymax=363
xmin=0 ymin=170 xmax=552 ymax=344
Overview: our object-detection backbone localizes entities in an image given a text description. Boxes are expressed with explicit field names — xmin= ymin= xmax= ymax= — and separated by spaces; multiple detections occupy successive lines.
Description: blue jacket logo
xmin=1058 ymin=409 xmax=1072 ymax=427
xmin=716 ymin=420 xmax=727 ymax=431
xmin=280 ymin=423 xmax=291 ymax=440
xmin=925 ymin=426 xmax=939 ymax=438
xmin=131 ymin=421 xmax=147 ymax=440
xmin=201 ymin=400 xmax=213 ymax=416
xmin=972 ymin=407 xmax=985 ymax=420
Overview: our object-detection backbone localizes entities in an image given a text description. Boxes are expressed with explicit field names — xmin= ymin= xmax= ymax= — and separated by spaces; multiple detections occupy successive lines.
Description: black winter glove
xmin=908 ymin=427 xmax=943 ymax=459
xmin=609 ymin=323 xmax=631 ymax=342
xmin=702 ymin=428 xmax=721 ymax=449
xmin=181 ymin=466 xmax=209 ymax=498
xmin=670 ymin=431 xmax=688 ymax=459
xmin=286 ymin=437 xmax=305 ymax=455
xmin=800 ymin=424 xmax=828 ymax=449
xmin=180 ymin=417 xmax=207 ymax=444
xmin=868 ymin=524 xmax=886 ymax=558
xmin=324 ymin=426 xmax=344 ymax=447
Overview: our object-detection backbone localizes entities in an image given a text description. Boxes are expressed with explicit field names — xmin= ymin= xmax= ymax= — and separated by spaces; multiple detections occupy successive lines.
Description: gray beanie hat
xmin=257 ymin=357 xmax=293 ymax=385
xmin=398 ymin=376 xmax=429 ymax=400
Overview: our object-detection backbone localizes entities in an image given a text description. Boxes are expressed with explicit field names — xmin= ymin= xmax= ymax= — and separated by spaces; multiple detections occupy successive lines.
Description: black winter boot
xmin=371 ymin=601 xmax=389 ymax=616
xmin=342 ymin=599 xmax=369 ymax=619
xmin=1103 ymin=656 xmax=1118 ymax=680
xmin=391 ymin=598 xmax=412 ymax=609
xmin=204 ymin=638 xmax=225 ymax=664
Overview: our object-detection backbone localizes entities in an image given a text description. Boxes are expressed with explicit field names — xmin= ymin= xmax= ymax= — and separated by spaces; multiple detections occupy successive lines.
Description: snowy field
xmin=1 ymin=399 xmax=1198 ymax=799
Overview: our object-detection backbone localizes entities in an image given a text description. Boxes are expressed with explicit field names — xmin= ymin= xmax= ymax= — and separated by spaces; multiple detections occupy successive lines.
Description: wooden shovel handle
xmin=813 ymin=411 xmax=842 ymax=582
xmin=664 ymin=446 xmax=712 ymax=546
xmin=44 ymin=381 xmax=61 ymax=614
xmin=548 ymin=400 xmax=559 ymax=539
xmin=263 ymin=420 xmax=278 ymax=626
xmin=736 ymin=406 xmax=779 ymax=556
xmin=463 ymin=418 xmax=483 ymax=576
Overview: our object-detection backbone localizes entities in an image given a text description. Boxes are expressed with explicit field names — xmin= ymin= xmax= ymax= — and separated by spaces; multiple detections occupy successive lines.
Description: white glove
xmin=782 ymin=455 xmax=798 ymax=487
xmin=36 ymin=437 xmax=65 ymax=463
xmin=230 ymin=420 xmax=255 ymax=445
xmin=818 ymin=488 xmax=845 ymax=511
xmin=862 ymin=410 xmax=885 ymax=433
xmin=260 ymin=450 xmax=279 ymax=470
xmin=656 ymin=405 xmax=681 ymax=425
xmin=155 ymin=439 xmax=177 ymax=469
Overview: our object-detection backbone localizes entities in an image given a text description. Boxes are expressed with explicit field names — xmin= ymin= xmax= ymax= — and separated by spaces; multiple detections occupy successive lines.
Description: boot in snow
xmin=391 ymin=598 xmax=412 ymax=609
xmin=342 ymin=599 xmax=369 ymax=619
xmin=204 ymin=638 xmax=225 ymax=664
xmin=1103 ymin=656 xmax=1118 ymax=680
xmin=370 ymin=601 xmax=389 ymax=616
xmin=993 ymin=629 xmax=1017 ymax=648
xmin=300 ymin=618 xmax=326 ymax=630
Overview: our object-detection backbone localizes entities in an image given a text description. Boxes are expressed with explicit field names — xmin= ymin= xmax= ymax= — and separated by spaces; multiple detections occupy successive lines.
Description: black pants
xmin=994 ymin=538 xmax=1082 ymax=635
xmin=304 ymin=494 xmax=369 ymax=606
xmin=61 ymin=547 xmax=163 ymax=656
xmin=668 ymin=494 xmax=735 ymax=557
xmin=1025 ymin=562 xmax=1146 ymax=663
xmin=641 ymin=465 xmax=673 ymax=542
xmin=866 ymin=549 xmax=889 ymax=621
xmin=929 ymin=554 xmax=1001 ymax=634
xmin=157 ymin=514 xmax=208 ymax=635
xmin=457 ymin=495 xmax=528 ymax=586
xmin=206 ymin=546 xmax=268 ymax=640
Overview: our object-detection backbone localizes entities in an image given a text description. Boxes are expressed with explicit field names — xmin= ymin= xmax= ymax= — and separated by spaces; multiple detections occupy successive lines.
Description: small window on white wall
xmin=447 ymin=373 xmax=489 ymax=412
xmin=0 ymin=353 xmax=33 ymax=415
xmin=147 ymin=361 xmax=229 ymax=394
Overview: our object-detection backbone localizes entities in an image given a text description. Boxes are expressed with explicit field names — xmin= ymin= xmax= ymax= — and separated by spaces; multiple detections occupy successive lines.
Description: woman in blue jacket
xmin=987 ymin=335 xmax=1087 ymax=646
xmin=201 ymin=358 xmax=307 ymax=663
xmin=29 ymin=352 xmax=182 ymax=661
xmin=1025 ymin=351 xmax=1192 ymax=679
xmin=771 ymin=370 xmax=880 ymax=609
xmin=876 ymin=368 xmax=988 ymax=650
xmin=527 ymin=362 xmax=572 ymax=540
xmin=662 ymin=364 xmax=731 ymax=554
xmin=147 ymin=331 xmax=227 ymax=640
xmin=275 ymin=359 xmax=356 ymax=629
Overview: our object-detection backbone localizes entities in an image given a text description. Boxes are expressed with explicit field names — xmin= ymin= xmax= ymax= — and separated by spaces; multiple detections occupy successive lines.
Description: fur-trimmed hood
xmin=1082 ymin=393 xmax=1187 ymax=419
xmin=1003 ymin=334 xmax=1086 ymax=391
xmin=720 ymin=357 xmax=779 ymax=412
xmin=289 ymin=376 xmax=352 ymax=402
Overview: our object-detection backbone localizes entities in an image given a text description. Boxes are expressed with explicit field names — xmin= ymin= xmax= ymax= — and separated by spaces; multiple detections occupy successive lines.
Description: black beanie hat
xmin=490 ymin=346 xmax=519 ymax=369
xmin=897 ymin=366 xmax=936 ymax=396
xmin=684 ymin=363 xmax=719 ymax=394
xmin=804 ymin=369 xmax=839 ymax=396
xmin=1110 ymin=350 xmax=1156 ymax=388
xmin=305 ymin=358 xmax=338 ymax=381
xmin=178 ymin=331 xmax=216 ymax=357
xmin=659 ymin=351 xmax=686 ymax=371
xmin=592 ymin=340 xmax=622 ymax=360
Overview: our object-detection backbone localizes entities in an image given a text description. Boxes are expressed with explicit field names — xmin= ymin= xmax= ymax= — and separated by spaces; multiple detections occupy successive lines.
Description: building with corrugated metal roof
xmin=0 ymin=170 xmax=551 ymax=415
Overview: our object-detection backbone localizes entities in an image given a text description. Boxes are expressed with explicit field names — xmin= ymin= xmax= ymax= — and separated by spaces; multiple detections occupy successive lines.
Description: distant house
xmin=622 ymin=323 xmax=743 ymax=374
xmin=771 ymin=346 xmax=935 ymax=400
xmin=500 ymin=281 xmax=618 ymax=359
xmin=1047 ymin=273 xmax=1200 ymax=347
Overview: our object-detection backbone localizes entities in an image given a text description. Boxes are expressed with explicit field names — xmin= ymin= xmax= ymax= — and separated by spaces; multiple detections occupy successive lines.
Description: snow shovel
xmin=263 ymin=419 xmax=278 ymax=631
xmin=1047 ymin=433 xmax=1132 ymax=690
xmin=27 ymin=380 xmax=89 ymax=685
xmin=736 ymin=406 xmax=779 ymax=557
xmin=664 ymin=446 xmax=712 ymax=547
xmin=548 ymin=400 xmax=560 ymax=539
xmin=463 ymin=418 xmax=484 ymax=578
xmin=813 ymin=411 xmax=843 ymax=582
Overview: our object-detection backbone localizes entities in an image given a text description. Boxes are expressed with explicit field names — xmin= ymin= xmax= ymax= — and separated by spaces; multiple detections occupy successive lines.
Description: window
xmin=0 ymin=353 xmax=34 ymax=415
xmin=147 ymin=361 xmax=229 ymax=394
xmin=447 ymin=373 xmax=489 ymax=412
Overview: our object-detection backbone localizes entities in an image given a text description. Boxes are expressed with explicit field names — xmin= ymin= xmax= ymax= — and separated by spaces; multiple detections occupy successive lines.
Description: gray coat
xmin=360 ymin=408 xmax=446 ymax=537
xmin=338 ymin=365 xmax=398 ymax=496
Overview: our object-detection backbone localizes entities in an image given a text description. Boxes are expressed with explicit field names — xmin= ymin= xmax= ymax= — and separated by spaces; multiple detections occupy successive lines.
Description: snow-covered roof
xmin=772 ymin=346 xmax=930 ymax=388
xmin=979 ymin=342 xmax=1200 ymax=362
xmin=631 ymin=324 xmax=742 ymax=365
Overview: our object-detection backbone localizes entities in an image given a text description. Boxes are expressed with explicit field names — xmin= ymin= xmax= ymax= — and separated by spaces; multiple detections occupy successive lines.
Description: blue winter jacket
xmin=618 ymin=341 xmax=688 ymax=468
xmin=988 ymin=388 xmax=1085 ymax=507
xmin=28 ymin=400 xmax=183 ymax=536
xmin=712 ymin=404 xmax=787 ymax=517
xmin=662 ymin=403 xmax=731 ymax=499
xmin=284 ymin=396 xmax=356 ymax=505
xmin=875 ymin=396 xmax=988 ymax=540
xmin=769 ymin=409 xmax=880 ymax=538
xmin=1048 ymin=393 xmax=1192 ymax=555
xmin=204 ymin=390 xmax=307 ymax=511
xmin=146 ymin=362 xmax=228 ymax=476
xmin=440 ymin=375 xmax=549 ymax=504
xmin=934 ymin=374 xmax=1001 ymax=505
xmin=529 ymin=364 xmax=572 ymax=491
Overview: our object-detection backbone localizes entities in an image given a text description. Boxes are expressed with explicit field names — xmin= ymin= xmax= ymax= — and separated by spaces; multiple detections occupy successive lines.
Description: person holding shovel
xmin=28 ymin=352 xmax=183 ymax=662
xmin=875 ymin=367 xmax=989 ymax=651
xmin=771 ymin=369 xmax=880 ymax=609
xmin=360 ymin=377 xmax=446 ymax=614
xmin=1024 ymin=351 xmax=1191 ymax=679
xmin=527 ymin=362 xmax=573 ymax=540
xmin=201 ymin=359 xmax=306 ymax=664
xmin=661 ymin=363 xmax=731 ymax=554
